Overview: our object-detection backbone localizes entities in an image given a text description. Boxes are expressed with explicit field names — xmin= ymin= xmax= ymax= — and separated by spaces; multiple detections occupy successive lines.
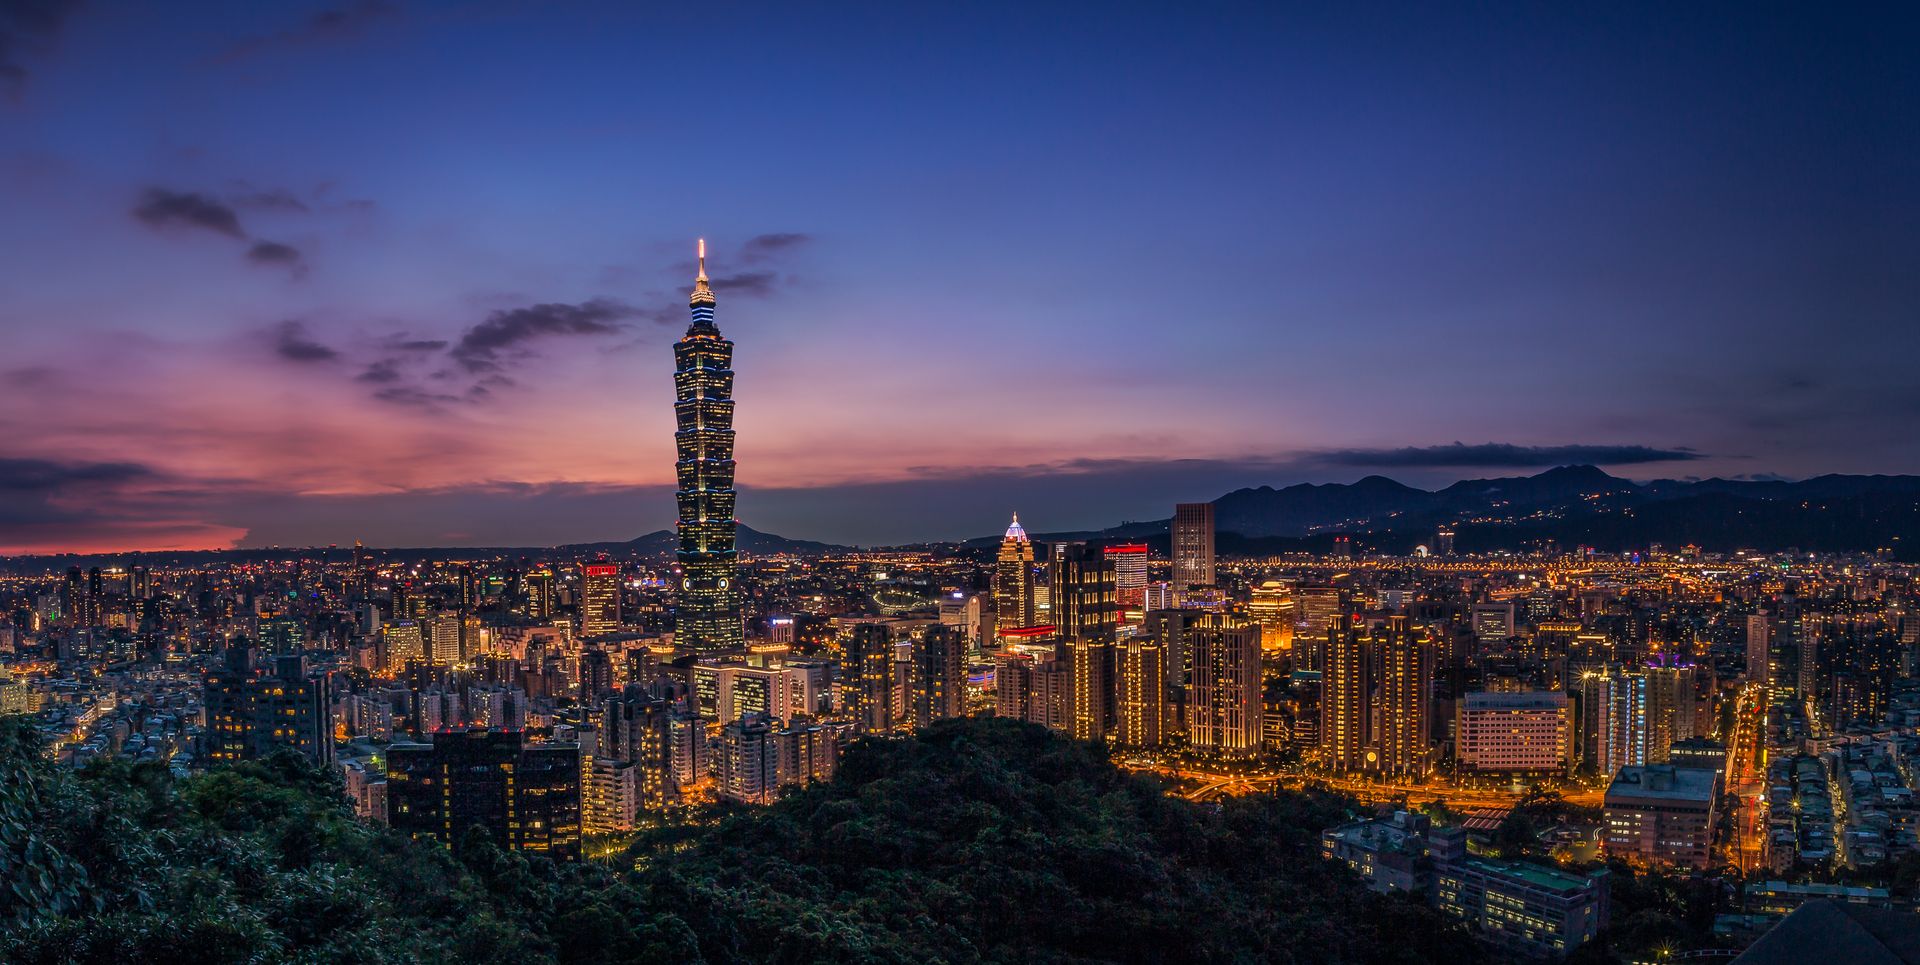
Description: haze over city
xmin=2 ymin=2 xmax=1916 ymax=554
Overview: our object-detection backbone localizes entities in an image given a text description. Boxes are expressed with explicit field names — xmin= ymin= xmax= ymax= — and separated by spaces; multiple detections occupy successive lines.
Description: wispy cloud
xmin=449 ymin=298 xmax=641 ymax=372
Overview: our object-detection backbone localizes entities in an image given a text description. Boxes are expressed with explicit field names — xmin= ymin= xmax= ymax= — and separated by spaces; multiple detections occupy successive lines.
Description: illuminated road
xmin=1723 ymin=682 xmax=1767 ymax=872
xmin=1126 ymin=763 xmax=1604 ymax=810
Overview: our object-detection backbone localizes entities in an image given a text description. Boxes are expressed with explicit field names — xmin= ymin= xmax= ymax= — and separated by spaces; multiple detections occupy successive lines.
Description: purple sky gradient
xmin=0 ymin=2 xmax=1916 ymax=552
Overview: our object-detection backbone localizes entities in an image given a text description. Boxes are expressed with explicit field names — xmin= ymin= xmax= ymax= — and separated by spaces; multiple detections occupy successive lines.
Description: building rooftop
xmin=1461 ymin=857 xmax=1600 ymax=895
xmin=1734 ymin=899 xmax=1920 ymax=965
xmin=1606 ymin=764 xmax=1718 ymax=804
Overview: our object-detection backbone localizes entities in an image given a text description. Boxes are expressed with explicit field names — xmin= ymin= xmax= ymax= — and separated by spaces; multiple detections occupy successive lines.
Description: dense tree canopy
xmin=0 ymin=716 xmax=1488 ymax=964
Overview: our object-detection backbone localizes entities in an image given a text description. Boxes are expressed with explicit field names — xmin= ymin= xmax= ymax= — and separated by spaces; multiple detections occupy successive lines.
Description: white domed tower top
xmin=1003 ymin=512 xmax=1029 ymax=543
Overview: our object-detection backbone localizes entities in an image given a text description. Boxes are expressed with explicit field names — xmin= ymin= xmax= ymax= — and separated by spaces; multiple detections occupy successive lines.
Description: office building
xmin=1456 ymin=691 xmax=1571 ymax=773
xmin=1105 ymin=543 xmax=1149 ymax=610
xmin=1293 ymin=586 xmax=1342 ymax=673
xmin=1602 ymin=765 xmax=1720 ymax=869
xmin=579 ymin=562 xmax=621 ymax=637
xmin=1430 ymin=828 xmax=1610 ymax=959
xmin=1246 ymin=580 xmax=1295 ymax=653
xmin=1171 ymin=502 xmax=1216 ymax=589
xmin=994 ymin=514 xmax=1038 ymax=634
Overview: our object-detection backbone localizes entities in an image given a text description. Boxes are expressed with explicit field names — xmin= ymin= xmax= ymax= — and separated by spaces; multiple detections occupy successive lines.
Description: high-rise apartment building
xmin=1746 ymin=612 xmax=1771 ymax=684
xmin=202 ymin=647 xmax=335 ymax=767
xmin=1644 ymin=662 xmax=1697 ymax=764
xmin=1115 ymin=636 xmax=1167 ymax=748
xmin=718 ymin=715 xmax=781 ymax=805
xmin=673 ymin=240 xmax=744 ymax=650
xmin=1294 ymin=586 xmax=1342 ymax=673
xmin=1052 ymin=542 xmax=1117 ymax=741
xmin=846 ymin=623 xmax=897 ymax=735
xmin=912 ymin=625 xmax=968 ymax=728
xmin=1317 ymin=615 xmax=1433 ymax=774
xmin=1375 ymin=616 xmax=1434 ymax=777
xmin=1171 ymin=503 xmax=1216 ymax=589
xmin=386 ymin=729 xmax=582 ymax=861
xmin=1187 ymin=612 xmax=1261 ymax=754
xmin=1321 ymin=614 xmax=1370 ymax=771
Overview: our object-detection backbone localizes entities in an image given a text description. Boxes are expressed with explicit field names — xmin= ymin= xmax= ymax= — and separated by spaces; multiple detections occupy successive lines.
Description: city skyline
xmin=2 ymin=2 xmax=1918 ymax=554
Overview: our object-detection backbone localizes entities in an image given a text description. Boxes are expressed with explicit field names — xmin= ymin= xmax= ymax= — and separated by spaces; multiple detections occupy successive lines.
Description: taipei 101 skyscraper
xmin=672 ymin=239 xmax=744 ymax=650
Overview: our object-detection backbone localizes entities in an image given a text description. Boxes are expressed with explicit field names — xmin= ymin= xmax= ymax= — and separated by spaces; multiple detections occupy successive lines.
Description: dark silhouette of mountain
xmin=1214 ymin=475 xmax=1426 ymax=537
xmin=561 ymin=523 xmax=845 ymax=556
xmin=0 ymin=524 xmax=845 ymax=574
xmin=1036 ymin=465 xmax=1920 ymax=559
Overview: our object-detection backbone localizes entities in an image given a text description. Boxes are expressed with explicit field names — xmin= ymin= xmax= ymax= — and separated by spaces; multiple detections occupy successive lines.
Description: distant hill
xmin=561 ymin=523 xmax=847 ymax=557
xmin=956 ymin=465 xmax=1920 ymax=559
xmin=0 ymin=524 xmax=847 ymax=574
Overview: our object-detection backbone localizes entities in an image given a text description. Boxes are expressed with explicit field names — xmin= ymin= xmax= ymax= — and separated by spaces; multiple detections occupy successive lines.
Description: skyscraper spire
xmin=690 ymin=237 xmax=715 ymax=307
xmin=673 ymin=237 xmax=741 ymax=650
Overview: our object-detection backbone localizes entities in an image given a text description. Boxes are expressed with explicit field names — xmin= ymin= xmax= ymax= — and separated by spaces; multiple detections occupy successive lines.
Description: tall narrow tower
xmin=673 ymin=239 xmax=744 ymax=650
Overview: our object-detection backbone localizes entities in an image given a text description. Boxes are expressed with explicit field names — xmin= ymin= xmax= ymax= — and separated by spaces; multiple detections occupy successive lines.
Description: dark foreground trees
xmin=1 ymin=716 xmax=1487 ymax=964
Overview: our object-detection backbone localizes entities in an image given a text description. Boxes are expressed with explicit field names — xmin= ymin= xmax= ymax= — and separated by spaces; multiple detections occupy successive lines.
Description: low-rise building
xmin=1603 ymin=764 xmax=1721 ymax=869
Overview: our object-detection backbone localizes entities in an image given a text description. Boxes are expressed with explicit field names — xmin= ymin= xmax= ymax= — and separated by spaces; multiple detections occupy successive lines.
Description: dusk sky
xmin=1 ymin=1 xmax=1917 ymax=554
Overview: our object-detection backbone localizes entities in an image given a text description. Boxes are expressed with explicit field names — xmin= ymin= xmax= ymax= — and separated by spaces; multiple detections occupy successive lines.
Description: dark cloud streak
xmin=449 ymin=298 xmax=638 ymax=372
xmin=272 ymin=320 xmax=337 ymax=362
xmin=132 ymin=188 xmax=245 ymax=238
xmin=1316 ymin=442 xmax=1704 ymax=468
xmin=246 ymin=240 xmax=306 ymax=276
xmin=708 ymin=271 xmax=779 ymax=297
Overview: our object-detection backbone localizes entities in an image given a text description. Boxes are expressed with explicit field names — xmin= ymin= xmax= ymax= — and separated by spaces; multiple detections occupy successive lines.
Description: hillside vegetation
xmin=0 ymin=716 xmax=1486 ymax=964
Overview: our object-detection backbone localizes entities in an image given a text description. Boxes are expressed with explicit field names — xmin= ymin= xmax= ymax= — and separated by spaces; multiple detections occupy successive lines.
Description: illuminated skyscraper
xmin=994 ymin=513 xmax=1037 ymax=634
xmin=1745 ymin=612 xmax=1770 ymax=685
xmin=673 ymin=239 xmax=744 ymax=650
xmin=912 ymin=625 xmax=967 ymax=728
xmin=1247 ymin=580 xmax=1295 ymax=653
xmin=1105 ymin=543 xmax=1149 ymax=610
xmin=1374 ymin=616 xmax=1433 ymax=777
xmin=1187 ymin=612 xmax=1261 ymax=754
xmin=525 ymin=567 xmax=555 ymax=620
xmin=846 ymin=623 xmax=896 ymax=735
xmin=1053 ymin=542 xmax=1117 ymax=741
xmin=579 ymin=562 xmax=621 ymax=637
xmin=1115 ymin=636 xmax=1167 ymax=748
xmin=1171 ymin=503 xmax=1216 ymax=589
